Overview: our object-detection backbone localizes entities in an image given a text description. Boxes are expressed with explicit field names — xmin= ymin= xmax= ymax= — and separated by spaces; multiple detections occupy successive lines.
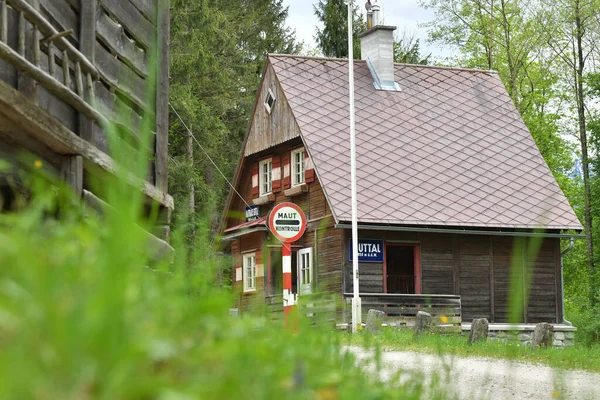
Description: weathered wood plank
xmin=0 ymin=79 xmax=173 ymax=209
xmin=96 ymin=11 xmax=147 ymax=77
xmin=95 ymin=81 xmax=144 ymax=141
xmin=98 ymin=0 xmax=153 ymax=49
xmin=79 ymin=0 xmax=95 ymax=144
xmin=60 ymin=154 xmax=82 ymax=195
xmin=154 ymin=0 xmax=169 ymax=193
xmin=129 ymin=0 xmax=156 ymax=22
xmin=39 ymin=0 xmax=78 ymax=44
xmin=94 ymin=41 xmax=149 ymax=110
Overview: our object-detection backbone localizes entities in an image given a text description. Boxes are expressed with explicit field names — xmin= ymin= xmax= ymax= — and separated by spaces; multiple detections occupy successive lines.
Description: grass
xmin=344 ymin=328 xmax=600 ymax=373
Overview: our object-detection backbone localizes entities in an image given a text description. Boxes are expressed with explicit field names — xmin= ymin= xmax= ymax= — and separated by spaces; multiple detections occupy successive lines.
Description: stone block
xmin=414 ymin=311 xmax=432 ymax=335
xmin=564 ymin=339 xmax=574 ymax=347
xmin=565 ymin=332 xmax=575 ymax=340
xmin=488 ymin=331 xmax=498 ymax=338
xmin=498 ymin=331 xmax=508 ymax=338
xmin=468 ymin=318 xmax=489 ymax=344
xmin=532 ymin=323 xmax=553 ymax=349
xmin=366 ymin=309 xmax=386 ymax=333
xmin=554 ymin=332 xmax=565 ymax=341
xmin=553 ymin=339 xmax=565 ymax=347
xmin=518 ymin=333 xmax=531 ymax=341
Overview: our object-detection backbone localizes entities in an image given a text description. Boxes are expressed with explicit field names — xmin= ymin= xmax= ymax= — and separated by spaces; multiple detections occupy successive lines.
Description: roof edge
xmin=267 ymin=53 xmax=498 ymax=75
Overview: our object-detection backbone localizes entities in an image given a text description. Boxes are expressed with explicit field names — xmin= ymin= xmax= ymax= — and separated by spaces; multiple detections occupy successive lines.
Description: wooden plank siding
xmin=339 ymin=229 xmax=562 ymax=323
xmin=243 ymin=61 xmax=301 ymax=157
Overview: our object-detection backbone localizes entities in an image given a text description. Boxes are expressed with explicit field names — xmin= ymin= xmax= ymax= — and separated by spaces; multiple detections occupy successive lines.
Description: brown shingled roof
xmin=268 ymin=54 xmax=582 ymax=231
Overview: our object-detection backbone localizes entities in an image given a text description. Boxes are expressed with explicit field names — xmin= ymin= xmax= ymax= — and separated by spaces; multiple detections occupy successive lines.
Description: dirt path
xmin=346 ymin=346 xmax=600 ymax=399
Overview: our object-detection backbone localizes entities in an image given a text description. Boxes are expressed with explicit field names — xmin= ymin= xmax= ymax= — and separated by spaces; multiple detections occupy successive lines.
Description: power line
xmin=169 ymin=103 xmax=250 ymax=209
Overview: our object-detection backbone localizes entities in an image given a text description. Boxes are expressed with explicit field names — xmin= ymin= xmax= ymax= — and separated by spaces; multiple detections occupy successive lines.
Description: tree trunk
xmin=574 ymin=1 xmax=595 ymax=285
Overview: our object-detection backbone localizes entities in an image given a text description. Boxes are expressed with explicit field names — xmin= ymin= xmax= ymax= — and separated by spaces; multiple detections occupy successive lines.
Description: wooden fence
xmin=344 ymin=293 xmax=462 ymax=333
xmin=265 ymin=293 xmax=338 ymax=324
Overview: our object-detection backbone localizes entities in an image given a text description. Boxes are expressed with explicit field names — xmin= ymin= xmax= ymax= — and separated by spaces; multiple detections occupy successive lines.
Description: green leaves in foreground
xmin=0 ymin=177 xmax=426 ymax=399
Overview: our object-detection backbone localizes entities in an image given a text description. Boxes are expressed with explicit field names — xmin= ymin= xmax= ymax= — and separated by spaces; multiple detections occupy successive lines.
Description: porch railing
xmin=343 ymin=293 xmax=462 ymax=333
xmin=265 ymin=293 xmax=337 ymax=324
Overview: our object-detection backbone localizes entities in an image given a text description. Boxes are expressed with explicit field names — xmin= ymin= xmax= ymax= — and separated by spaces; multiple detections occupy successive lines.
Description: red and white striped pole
xmin=268 ymin=202 xmax=306 ymax=330
xmin=282 ymin=243 xmax=296 ymax=326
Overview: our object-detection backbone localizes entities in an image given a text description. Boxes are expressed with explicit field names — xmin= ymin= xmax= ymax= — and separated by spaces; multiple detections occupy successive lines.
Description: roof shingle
xmin=269 ymin=54 xmax=582 ymax=231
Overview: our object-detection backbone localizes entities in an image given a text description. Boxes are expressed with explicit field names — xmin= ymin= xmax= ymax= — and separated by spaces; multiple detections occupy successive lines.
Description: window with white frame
xmin=259 ymin=158 xmax=272 ymax=195
xmin=264 ymin=88 xmax=276 ymax=114
xmin=291 ymin=148 xmax=305 ymax=186
xmin=243 ymin=253 xmax=256 ymax=292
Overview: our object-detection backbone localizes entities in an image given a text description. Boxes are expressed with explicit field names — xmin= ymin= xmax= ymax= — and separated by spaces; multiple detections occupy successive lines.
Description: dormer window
xmin=264 ymin=88 xmax=276 ymax=114
xmin=259 ymin=158 xmax=272 ymax=195
xmin=291 ymin=148 xmax=305 ymax=186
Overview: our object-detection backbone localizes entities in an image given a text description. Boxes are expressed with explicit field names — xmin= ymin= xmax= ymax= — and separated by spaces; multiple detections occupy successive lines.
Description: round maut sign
xmin=268 ymin=202 xmax=307 ymax=243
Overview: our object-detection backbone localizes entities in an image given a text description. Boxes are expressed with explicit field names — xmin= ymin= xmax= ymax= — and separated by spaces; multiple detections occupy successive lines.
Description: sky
xmin=281 ymin=0 xmax=453 ymax=59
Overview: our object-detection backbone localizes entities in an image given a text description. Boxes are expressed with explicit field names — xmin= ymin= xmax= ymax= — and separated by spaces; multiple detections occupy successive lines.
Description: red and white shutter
xmin=283 ymin=152 xmax=291 ymax=189
xmin=251 ymin=163 xmax=259 ymax=198
xmin=272 ymin=155 xmax=282 ymax=192
xmin=305 ymin=151 xmax=315 ymax=183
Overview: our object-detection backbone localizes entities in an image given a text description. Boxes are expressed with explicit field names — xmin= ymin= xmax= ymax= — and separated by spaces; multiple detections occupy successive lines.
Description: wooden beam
xmin=0 ymin=40 xmax=108 ymax=125
xmin=489 ymin=236 xmax=495 ymax=323
xmin=554 ymin=238 xmax=563 ymax=323
xmin=0 ymin=79 xmax=174 ymax=209
xmin=83 ymin=189 xmax=174 ymax=262
xmin=60 ymin=155 xmax=82 ymax=195
xmin=17 ymin=0 xmax=39 ymax=103
xmin=78 ymin=0 xmax=95 ymax=143
xmin=453 ymin=234 xmax=460 ymax=295
xmin=154 ymin=0 xmax=169 ymax=192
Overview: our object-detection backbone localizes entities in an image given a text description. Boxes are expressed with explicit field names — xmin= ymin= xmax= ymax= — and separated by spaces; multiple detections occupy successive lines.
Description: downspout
xmin=561 ymin=237 xmax=575 ymax=326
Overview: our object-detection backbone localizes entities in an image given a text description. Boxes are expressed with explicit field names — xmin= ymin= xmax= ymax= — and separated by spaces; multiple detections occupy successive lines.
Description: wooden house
xmin=0 ymin=0 xmax=172 ymax=245
xmin=219 ymin=20 xmax=582 ymax=326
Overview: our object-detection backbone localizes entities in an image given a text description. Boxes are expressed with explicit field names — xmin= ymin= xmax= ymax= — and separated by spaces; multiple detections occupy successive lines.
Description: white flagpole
xmin=348 ymin=0 xmax=361 ymax=333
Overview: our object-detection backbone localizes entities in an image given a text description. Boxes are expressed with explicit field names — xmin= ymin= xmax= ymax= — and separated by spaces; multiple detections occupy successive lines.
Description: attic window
xmin=264 ymin=88 xmax=276 ymax=114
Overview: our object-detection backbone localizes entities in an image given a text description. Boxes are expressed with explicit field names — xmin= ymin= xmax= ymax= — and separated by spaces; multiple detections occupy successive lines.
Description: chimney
xmin=359 ymin=0 xmax=400 ymax=91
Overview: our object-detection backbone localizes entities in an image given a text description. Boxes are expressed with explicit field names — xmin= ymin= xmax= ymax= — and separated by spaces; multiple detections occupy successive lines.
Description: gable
xmin=244 ymin=61 xmax=301 ymax=156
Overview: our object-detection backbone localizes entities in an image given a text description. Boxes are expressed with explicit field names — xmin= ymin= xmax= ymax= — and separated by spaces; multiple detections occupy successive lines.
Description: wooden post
xmin=282 ymin=243 xmax=297 ymax=329
xmin=17 ymin=0 xmax=39 ymax=103
xmin=79 ymin=0 xmax=96 ymax=144
xmin=489 ymin=236 xmax=495 ymax=323
xmin=453 ymin=234 xmax=460 ymax=295
xmin=155 ymin=0 xmax=170 ymax=193
xmin=186 ymin=127 xmax=194 ymax=215
xmin=61 ymin=155 xmax=83 ymax=196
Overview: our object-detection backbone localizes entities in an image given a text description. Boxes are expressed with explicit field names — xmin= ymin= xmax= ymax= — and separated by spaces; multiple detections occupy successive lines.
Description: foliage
xmin=347 ymin=329 xmax=600 ymax=372
xmin=313 ymin=0 xmax=365 ymax=58
xmin=394 ymin=35 xmax=430 ymax=65
xmin=168 ymin=0 xmax=301 ymax=236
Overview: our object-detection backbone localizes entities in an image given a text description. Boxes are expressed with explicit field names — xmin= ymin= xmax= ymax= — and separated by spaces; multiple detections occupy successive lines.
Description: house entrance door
xmin=385 ymin=244 xmax=421 ymax=294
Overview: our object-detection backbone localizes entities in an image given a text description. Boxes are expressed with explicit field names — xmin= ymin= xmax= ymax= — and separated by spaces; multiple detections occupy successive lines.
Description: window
xmin=259 ymin=159 xmax=272 ymax=195
xmin=264 ymin=88 xmax=276 ymax=114
xmin=243 ymin=253 xmax=256 ymax=292
xmin=291 ymin=148 xmax=305 ymax=186
xmin=297 ymin=248 xmax=313 ymax=295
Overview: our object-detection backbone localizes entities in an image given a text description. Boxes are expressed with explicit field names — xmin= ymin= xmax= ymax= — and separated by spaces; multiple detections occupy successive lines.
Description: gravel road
xmin=346 ymin=346 xmax=600 ymax=399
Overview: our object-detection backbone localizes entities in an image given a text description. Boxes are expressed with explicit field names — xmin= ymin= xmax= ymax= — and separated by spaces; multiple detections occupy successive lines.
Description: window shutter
xmin=251 ymin=163 xmax=259 ymax=198
xmin=283 ymin=152 xmax=291 ymax=189
xmin=305 ymin=152 xmax=315 ymax=183
xmin=272 ymin=156 xmax=282 ymax=192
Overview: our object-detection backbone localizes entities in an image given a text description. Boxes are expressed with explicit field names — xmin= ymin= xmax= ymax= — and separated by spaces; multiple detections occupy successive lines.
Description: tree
xmin=538 ymin=0 xmax=600 ymax=278
xmin=394 ymin=35 xmax=431 ymax=64
xmin=420 ymin=0 xmax=575 ymax=182
xmin=169 ymin=0 xmax=301 ymax=241
xmin=314 ymin=0 xmax=365 ymax=58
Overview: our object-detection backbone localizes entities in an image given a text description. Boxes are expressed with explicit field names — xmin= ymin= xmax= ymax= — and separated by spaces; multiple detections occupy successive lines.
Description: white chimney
xmin=359 ymin=0 xmax=400 ymax=91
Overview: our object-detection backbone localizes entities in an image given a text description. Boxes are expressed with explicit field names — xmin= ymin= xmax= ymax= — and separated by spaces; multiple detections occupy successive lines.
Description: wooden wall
xmin=0 ymin=0 xmax=169 ymax=194
xmin=243 ymin=60 xmax=301 ymax=157
xmin=341 ymin=229 xmax=562 ymax=323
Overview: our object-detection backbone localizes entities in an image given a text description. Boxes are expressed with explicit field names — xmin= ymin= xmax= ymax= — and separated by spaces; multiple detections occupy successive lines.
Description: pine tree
xmin=313 ymin=0 xmax=365 ymax=58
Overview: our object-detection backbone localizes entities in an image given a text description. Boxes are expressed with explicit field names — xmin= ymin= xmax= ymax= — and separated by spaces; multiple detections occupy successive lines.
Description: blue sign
xmin=245 ymin=205 xmax=259 ymax=221
xmin=349 ymin=239 xmax=384 ymax=263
